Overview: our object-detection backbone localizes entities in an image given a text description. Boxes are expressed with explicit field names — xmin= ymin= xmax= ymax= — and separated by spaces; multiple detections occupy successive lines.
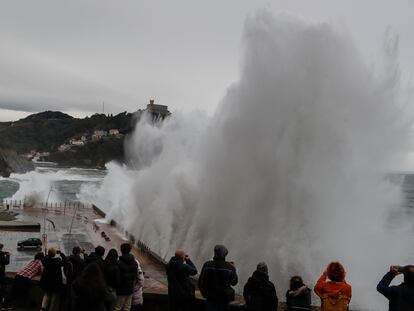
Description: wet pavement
xmin=0 ymin=206 xmax=98 ymax=272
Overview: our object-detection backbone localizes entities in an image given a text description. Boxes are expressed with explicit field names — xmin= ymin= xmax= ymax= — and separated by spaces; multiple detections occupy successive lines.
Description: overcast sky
xmin=0 ymin=0 xmax=413 ymax=121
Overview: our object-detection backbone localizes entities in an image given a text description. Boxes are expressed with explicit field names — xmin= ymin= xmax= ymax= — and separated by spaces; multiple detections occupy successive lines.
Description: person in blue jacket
xmin=377 ymin=265 xmax=414 ymax=311
xmin=166 ymin=249 xmax=198 ymax=311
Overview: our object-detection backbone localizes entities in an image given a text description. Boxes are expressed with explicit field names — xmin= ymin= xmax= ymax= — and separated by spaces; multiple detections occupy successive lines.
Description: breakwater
xmin=92 ymin=204 xmax=167 ymax=265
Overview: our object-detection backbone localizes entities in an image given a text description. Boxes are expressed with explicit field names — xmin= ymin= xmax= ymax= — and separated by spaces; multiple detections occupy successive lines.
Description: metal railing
xmin=0 ymin=199 xmax=92 ymax=210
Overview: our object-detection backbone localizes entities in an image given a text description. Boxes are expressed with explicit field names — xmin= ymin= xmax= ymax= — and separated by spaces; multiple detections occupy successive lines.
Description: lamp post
xmin=43 ymin=187 xmax=54 ymax=253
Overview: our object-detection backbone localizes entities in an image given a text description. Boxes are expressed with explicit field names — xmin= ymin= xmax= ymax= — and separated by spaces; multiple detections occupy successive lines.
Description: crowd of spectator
xmin=0 ymin=241 xmax=414 ymax=311
xmin=166 ymin=244 xmax=414 ymax=311
xmin=0 ymin=243 xmax=143 ymax=311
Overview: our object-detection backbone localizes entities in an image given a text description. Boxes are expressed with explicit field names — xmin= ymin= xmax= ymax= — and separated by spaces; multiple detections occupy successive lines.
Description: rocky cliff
xmin=0 ymin=149 xmax=34 ymax=177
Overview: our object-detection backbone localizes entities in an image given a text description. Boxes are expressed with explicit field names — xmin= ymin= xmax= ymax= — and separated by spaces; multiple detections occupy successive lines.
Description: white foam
xmin=92 ymin=12 xmax=412 ymax=310
xmin=6 ymin=166 xmax=105 ymax=203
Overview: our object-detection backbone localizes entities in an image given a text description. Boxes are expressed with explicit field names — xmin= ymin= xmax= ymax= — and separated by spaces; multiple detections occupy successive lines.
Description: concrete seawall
xmin=0 ymin=220 xmax=40 ymax=231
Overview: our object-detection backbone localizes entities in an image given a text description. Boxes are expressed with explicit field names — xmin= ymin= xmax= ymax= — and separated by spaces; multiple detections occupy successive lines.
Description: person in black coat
xmin=71 ymin=263 xmax=110 ymax=311
xmin=40 ymin=248 xmax=66 ymax=311
xmin=113 ymin=243 xmax=138 ymax=311
xmin=286 ymin=276 xmax=311 ymax=311
xmin=377 ymin=265 xmax=414 ymax=311
xmin=243 ymin=262 xmax=278 ymax=311
xmin=67 ymin=246 xmax=86 ymax=286
xmin=0 ymin=243 xmax=10 ymax=305
xmin=199 ymin=245 xmax=238 ymax=311
xmin=85 ymin=245 xmax=105 ymax=272
xmin=166 ymin=249 xmax=198 ymax=311
xmin=103 ymin=248 xmax=120 ymax=311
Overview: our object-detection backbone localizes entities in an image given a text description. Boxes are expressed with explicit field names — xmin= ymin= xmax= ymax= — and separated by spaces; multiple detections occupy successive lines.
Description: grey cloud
xmin=0 ymin=0 xmax=413 ymax=120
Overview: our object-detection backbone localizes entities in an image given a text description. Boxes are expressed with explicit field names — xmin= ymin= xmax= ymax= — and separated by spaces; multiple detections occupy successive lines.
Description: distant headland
xmin=0 ymin=100 xmax=171 ymax=176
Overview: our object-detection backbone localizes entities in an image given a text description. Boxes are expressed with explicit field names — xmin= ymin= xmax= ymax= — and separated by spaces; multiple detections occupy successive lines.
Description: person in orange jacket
xmin=314 ymin=262 xmax=352 ymax=311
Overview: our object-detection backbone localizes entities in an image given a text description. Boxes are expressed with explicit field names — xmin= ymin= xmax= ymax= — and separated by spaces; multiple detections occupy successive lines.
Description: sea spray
xmin=7 ymin=166 xmax=105 ymax=204
xmin=88 ymin=12 xmax=411 ymax=310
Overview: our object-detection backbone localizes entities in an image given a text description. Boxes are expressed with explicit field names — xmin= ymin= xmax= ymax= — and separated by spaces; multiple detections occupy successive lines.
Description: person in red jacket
xmin=314 ymin=262 xmax=352 ymax=311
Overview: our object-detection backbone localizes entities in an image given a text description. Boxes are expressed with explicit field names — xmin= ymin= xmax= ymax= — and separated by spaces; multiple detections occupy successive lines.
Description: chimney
xmin=150 ymin=99 xmax=155 ymax=105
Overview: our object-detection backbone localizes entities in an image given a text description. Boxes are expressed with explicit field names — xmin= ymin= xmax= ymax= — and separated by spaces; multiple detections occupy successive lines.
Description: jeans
xmin=3 ymin=275 xmax=31 ymax=306
xmin=41 ymin=292 xmax=60 ymax=311
xmin=130 ymin=304 xmax=144 ymax=311
xmin=169 ymin=298 xmax=194 ymax=311
xmin=112 ymin=294 xmax=133 ymax=311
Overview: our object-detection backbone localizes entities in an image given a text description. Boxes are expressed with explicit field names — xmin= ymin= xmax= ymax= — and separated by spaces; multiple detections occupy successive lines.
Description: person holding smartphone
xmin=39 ymin=248 xmax=66 ymax=311
xmin=377 ymin=265 xmax=414 ymax=310
xmin=166 ymin=249 xmax=198 ymax=311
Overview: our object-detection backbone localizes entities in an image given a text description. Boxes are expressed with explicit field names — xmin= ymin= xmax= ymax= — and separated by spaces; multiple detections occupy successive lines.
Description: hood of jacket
xmin=249 ymin=270 xmax=269 ymax=285
xmin=322 ymin=281 xmax=350 ymax=296
xmin=213 ymin=245 xmax=228 ymax=260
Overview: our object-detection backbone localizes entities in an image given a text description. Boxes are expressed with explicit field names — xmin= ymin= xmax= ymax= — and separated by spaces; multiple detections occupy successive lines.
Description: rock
xmin=0 ymin=148 xmax=34 ymax=177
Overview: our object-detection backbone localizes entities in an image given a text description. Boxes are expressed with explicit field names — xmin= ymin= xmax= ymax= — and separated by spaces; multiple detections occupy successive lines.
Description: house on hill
xmin=92 ymin=130 xmax=108 ymax=141
xmin=109 ymin=129 xmax=120 ymax=136
xmin=146 ymin=99 xmax=171 ymax=119
xmin=58 ymin=144 xmax=71 ymax=152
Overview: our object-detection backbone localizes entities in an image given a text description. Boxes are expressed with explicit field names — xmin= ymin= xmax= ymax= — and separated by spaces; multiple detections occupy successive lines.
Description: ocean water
xmin=2 ymin=166 xmax=413 ymax=208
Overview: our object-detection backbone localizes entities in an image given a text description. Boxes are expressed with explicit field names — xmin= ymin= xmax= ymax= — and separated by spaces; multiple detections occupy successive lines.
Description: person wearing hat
xmin=377 ymin=265 xmax=414 ymax=310
xmin=243 ymin=262 xmax=279 ymax=311
xmin=1 ymin=252 xmax=44 ymax=310
xmin=198 ymin=245 xmax=238 ymax=311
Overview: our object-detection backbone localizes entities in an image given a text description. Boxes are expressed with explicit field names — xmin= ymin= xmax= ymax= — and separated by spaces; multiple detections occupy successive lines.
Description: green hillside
xmin=0 ymin=111 xmax=135 ymax=154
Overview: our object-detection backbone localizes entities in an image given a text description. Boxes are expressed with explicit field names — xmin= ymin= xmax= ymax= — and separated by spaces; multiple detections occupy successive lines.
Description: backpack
xmin=320 ymin=294 xmax=350 ymax=311
xmin=0 ymin=251 xmax=10 ymax=265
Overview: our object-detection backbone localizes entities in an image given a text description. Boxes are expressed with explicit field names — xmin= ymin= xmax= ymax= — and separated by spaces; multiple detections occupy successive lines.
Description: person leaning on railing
xmin=1 ymin=252 xmax=44 ymax=310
